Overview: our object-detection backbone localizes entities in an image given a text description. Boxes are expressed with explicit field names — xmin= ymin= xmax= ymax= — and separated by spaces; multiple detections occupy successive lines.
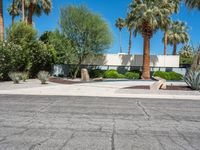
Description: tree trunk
xmin=119 ymin=30 xmax=122 ymax=53
xmin=164 ymin=31 xmax=168 ymax=55
xmin=0 ymin=0 xmax=4 ymax=41
xmin=128 ymin=30 xmax=132 ymax=55
xmin=12 ymin=16 xmax=15 ymax=26
xmin=27 ymin=2 xmax=34 ymax=25
xmin=173 ymin=43 xmax=177 ymax=55
xmin=142 ymin=35 xmax=150 ymax=80
xmin=21 ymin=0 xmax=25 ymax=21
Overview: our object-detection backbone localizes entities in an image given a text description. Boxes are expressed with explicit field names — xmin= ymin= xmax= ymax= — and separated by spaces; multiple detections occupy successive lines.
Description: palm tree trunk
xmin=119 ymin=30 xmax=122 ymax=53
xmin=142 ymin=35 xmax=150 ymax=79
xmin=173 ymin=43 xmax=177 ymax=55
xmin=128 ymin=30 xmax=132 ymax=55
xmin=0 ymin=0 xmax=4 ymax=41
xmin=27 ymin=2 xmax=34 ymax=25
xmin=22 ymin=0 xmax=25 ymax=21
xmin=164 ymin=31 xmax=168 ymax=55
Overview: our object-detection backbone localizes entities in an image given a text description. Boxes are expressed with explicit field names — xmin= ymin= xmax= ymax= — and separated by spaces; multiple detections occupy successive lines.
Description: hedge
xmin=153 ymin=71 xmax=183 ymax=81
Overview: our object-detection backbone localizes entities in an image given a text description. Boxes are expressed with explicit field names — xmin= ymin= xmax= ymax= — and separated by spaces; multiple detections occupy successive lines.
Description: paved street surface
xmin=0 ymin=95 xmax=200 ymax=150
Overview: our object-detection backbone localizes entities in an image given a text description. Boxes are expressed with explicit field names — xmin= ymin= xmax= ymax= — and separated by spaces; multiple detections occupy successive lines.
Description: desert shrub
xmin=103 ymin=70 xmax=125 ymax=78
xmin=0 ymin=41 xmax=26 ymax=80
xmin=21 ymin=72 xmax=29 ymax=82
xmin=37 ymin=71 xmax=50 ymax=84
xmin=153 ymin=71 xmax=183 ymax=81
xmin=185 ymin=70 xmax=200 ymax=90
xmin=89 ymin=69 xmax=105 ymax=78
xmin=125 ymin=71 xmax=140 ymax=79
xmin=8 ymin=72 xmax=22 ymax=84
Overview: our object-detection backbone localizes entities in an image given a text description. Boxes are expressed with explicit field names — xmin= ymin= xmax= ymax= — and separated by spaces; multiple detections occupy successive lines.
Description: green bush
xmin=125 ymin=71 xmax=141 ymax=79
xmin=89 ymin=69 xmax=105 ymax=78
xmin=153 ymin=71 xmax=183 ymax=81
xmin=103 ymin=70 xmax=125 ymax=78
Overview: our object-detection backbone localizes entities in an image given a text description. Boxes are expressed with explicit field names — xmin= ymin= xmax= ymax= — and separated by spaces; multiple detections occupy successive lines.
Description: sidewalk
xmin=0 ymin=79 xmax=199 ymax=100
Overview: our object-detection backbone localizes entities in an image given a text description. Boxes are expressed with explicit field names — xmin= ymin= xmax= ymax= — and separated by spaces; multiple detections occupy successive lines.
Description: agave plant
xmin=21 ymin=72 xmax=29 ymax=82
xmin=184 ymin=70 xmax=200 ymax=90
xmin=37 ymin=71 xmax=50 ymax=84
xmin=8 ymin=72 xmax=22 ymax=84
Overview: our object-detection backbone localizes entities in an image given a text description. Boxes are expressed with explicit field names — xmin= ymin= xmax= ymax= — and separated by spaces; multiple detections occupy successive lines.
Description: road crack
xmin=136 ymin=101 xmax=151 ymax=120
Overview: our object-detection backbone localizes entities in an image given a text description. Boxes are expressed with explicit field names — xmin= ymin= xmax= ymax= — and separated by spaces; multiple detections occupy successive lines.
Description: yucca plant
xmin=21 ymin=72 xmax=29 ymax=82
xmin=184 ymin=70 xmax=200 ymax=90
xmin=37 ymin=71 xmax=50 ymax=84
xmin=8 ymin=72 xmax=22 ymax=84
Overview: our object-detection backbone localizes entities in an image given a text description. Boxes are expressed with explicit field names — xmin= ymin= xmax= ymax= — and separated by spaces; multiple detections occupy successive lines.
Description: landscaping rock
xmin=150 ymin=76 xmax=166 ymax=90
xmin=81 ymin=68 xmax=90 ymax=81
xmin=93 ymin=77 xmax=103 ymax=81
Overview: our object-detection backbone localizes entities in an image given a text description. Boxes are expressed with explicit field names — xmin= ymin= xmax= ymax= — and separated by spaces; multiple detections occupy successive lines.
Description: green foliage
xmin=6 ymin=22 xmax=37 ymax=44
xmin=0 ymin=41 xmax=26 ymax=80
xmin=125 ymin=71 xmax=141 ymax=79
xmin=39 ymin=30 xmax=75 ymax=64
xmin=3 ymin=22 xmax=57 ymax=78
xmin=153 ymin=71 xmax=183 ymax=81
xmin=8 ymin=72 xmax=22 ymax=84
xmin=37 ymin=71 xmax=50 ymax=84
xmin=103 ymin=70 xmax=125 ymax=79
xmin=21 ymin=72 xmax=29 ymax=82
xmin=184 ymin=70 xmax=200 ymax=90
xmin=89 ymin=69 xmax=105 ymax=78
xmin=28 ymin=40 xmax=56 ymax=76
xmin=60 ymin=5 xmax=113 ymax=78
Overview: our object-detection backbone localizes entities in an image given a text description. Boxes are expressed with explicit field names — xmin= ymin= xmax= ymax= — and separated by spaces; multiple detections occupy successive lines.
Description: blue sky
xmin=3 ymin=0 xmax=200 ymax=54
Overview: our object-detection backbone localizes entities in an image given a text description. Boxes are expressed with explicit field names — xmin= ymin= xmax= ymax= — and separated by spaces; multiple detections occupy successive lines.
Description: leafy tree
xmin=60 ymin=5 xmax=113 ymax=78
xmin=115 ymin=18 xmax=126 ymax=53
xmin=167 ymin=21 xmax=189 ymax=55
xmin=40 ymin=30 xmax=75 ymax=64
xmin=185 ymin=0 xmax=200 ymax=10
xmin=129 ymin=0 xmax=172 ymax=79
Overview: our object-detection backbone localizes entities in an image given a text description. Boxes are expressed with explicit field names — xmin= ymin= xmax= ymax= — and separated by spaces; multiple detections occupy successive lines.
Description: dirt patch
xmin=125 ymin=85 xmax=193 ymax=91
xmin=49 ymin=77 xmax=81 ymax=84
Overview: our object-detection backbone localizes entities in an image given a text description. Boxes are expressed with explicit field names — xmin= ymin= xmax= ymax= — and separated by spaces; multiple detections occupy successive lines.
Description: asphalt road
xmin=0 ymin=95 xmax=200 ymax=150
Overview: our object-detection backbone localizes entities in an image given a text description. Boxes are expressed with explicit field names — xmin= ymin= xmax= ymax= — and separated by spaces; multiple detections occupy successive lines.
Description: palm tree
xmin=167 ymin=21 xmax=189 ymax=55
xmin=163 ymin=0 xmax=181 ymax=55
xmin=185 ymin=0 xmax=200 ymax=10
xmin=8 ymin=0 xmax=20 ymax=26
xmin=129 ymin=0 xmax=172 ymax=79
xmin=27 ymin=0 xmax=52 ymax=25
xmin=115 ymin=18 xmax=126 ymax=53
xmin=0 ymin=0 xmax=4 ymax=41
xmin=126 ymin=13 xmax=136 ymax=55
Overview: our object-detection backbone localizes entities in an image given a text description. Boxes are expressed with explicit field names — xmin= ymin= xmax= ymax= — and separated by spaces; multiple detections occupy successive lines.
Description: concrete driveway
xmin=0 ymin=95 xmax=200 ymax=150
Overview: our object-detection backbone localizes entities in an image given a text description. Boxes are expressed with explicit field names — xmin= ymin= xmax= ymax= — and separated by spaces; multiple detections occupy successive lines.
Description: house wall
xmin=82 ymin=54 xmax=180 ymax=68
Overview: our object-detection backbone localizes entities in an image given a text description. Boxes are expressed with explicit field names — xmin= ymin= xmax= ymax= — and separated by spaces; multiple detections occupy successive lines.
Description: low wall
xmin=82 ymin=54 xmax=180 ymax=68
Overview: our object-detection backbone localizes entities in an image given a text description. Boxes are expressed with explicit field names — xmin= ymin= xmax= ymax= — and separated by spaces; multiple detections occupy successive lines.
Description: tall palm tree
xmin=8 ymin=0 xmax=20 ymax=26
xmin=115 ymin=18 xmax=126 ymax=53
xmin=129 ymin=0 xmax=172 ymax=79
xmin=27 ymin=0 xmax=52 ymax=25
xmin=167 ymin=21 xmax=189 ymax=55
xmin=126 ymin=13 xmax=136 ymax=55
xmin=163 ymin=0 xmax=181 ymax=55
xmin=185 ymin=0 xmax=200 ymax=10
xmin=0 ymin=0 xmax=4 ymax=41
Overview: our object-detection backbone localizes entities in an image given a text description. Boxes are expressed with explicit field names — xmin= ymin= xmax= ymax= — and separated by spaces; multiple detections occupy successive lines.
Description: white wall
xmin=83 ymin=54 xmax=180 ymax=67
